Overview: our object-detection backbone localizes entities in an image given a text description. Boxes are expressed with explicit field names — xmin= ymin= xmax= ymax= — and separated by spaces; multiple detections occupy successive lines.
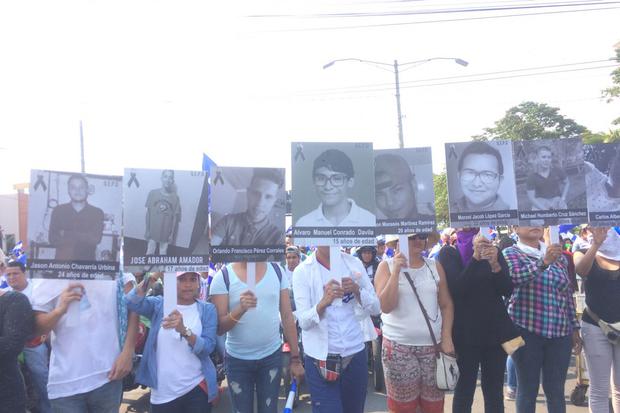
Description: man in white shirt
xmin=32 ymin=272 xmax=138 ymax=413
xmin=5 ymin=261 xmax=51 ymax=413
xmin=296 ymin=149 xmax=375 ymax=227
xmin=292 ymin=247 xmax=380 ymax=413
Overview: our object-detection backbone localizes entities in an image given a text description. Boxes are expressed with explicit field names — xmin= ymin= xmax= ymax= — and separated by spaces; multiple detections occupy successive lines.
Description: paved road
xmin=121 ymin=358 xmax=590 ymax=412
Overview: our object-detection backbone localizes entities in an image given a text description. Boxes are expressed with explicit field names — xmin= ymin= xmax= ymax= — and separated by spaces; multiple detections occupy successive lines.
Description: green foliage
xmin=602 ymin=47 xmax=620 ymax=126
xmin=582 ymin=130 xmax=620 ymax=144
xmin=433 ymin=171 xmax=449 ymax=227
xmin=474 ymin=101 xmax=588 ymax=141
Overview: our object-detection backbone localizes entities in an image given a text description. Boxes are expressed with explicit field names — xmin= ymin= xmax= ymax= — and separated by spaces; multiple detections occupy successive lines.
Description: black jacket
xmin=438 ymin=245 xmax=518 ymax=348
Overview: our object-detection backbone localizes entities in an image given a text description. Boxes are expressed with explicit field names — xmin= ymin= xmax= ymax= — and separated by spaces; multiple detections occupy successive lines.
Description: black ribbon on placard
xmin=213 ymin=170 xmax=224 ymax=186
xmin=447 ymin=145 xmax=457 ymax=160
xmin=127 ymin=173 xmax=140 ymax=188
xmin=516 ymin=143 xmax=526 ymax=159
xmin=34 ymin=174 xmax=47 ymax=191
xmin=294 ymin=144 xmax=305 ymax=162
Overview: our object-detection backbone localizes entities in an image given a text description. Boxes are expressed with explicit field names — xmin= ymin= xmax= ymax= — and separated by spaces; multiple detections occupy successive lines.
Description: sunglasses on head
xmin=408 ymin=233 xmax=428 ymax=241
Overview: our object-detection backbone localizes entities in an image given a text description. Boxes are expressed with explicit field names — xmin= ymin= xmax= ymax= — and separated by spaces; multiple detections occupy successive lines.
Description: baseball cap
xmin=375 ymin=154 xmax=413 ymax=190
xmin=176 ymin=271 xmax=200 ymax=278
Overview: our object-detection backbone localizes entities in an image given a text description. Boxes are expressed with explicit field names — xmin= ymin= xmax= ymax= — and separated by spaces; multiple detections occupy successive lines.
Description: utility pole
xmin=80 ymin=120 xmax=85 ymax=173
xmin=394 ymin=60 xmax=404 ymax=149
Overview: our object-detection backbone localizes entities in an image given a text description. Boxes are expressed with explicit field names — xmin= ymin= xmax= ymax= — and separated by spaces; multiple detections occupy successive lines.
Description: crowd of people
xmin=1 ymin=224 xmax=619 ymax=413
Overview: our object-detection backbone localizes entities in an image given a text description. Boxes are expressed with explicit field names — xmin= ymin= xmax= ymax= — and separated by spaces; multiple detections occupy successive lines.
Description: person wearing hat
xmin=125 ymin=271 xmax=218 ymax=412
xmin=296 ymin=149 xmax=374 ymax=227
xmin=374 ymin=233 xmax=455 ymax=413
xmin=374 ymin=153 xmax=435 ymax=221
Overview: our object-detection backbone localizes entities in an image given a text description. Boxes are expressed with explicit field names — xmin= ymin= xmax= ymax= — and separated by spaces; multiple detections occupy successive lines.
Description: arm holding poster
xmin=34 ymin=283 xmax=84 ymax=336
xmin=373 ymin=252 xmax=407 ymax=314
xmin=125 ymin=275 xmax=160 ymax=318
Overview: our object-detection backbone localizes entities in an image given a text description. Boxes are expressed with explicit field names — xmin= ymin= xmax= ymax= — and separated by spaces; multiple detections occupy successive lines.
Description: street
xmin=121 ymin=356 xmax=590 ymax=413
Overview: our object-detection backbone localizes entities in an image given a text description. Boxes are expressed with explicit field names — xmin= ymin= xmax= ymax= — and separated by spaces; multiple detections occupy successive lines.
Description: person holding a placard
xmin=502 ymin=227 xmax=581 ymax=413
xmin=438 ymin=229 xmax=517 ymax=413
xmin=373 ymin=234 xmax=454 ymax=413
xmin=211 ymin=168 xmax=283 ymax=247
xmin=32 ymin=274 xmax=138 ymax=413
xmin=452 ymin=142 xmax=510 ymax=213
xmin=292 ymin=246 xmax=379 ymax=413
xmin=526 ymin=146 xmax=569 ymax=211
xmin=125 ymin=271 xmax=218 ymax=412
xmin=573 ymin=227 xmax=620 ymax=413
xmin=296 ymin=149 xmax=374 ymax=227
xmin=48 ymin=174 xmax=104 ymax=261
xmin=374 ymin=153 xmax=434 ymax=220
xmin=210 ymin=262 xmax=304 ymax=413
xmin=144 ymin=169 xmax=181 ymax=256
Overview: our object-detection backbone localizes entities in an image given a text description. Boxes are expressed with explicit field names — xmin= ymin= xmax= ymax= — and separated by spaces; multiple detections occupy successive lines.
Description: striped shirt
xmin=502 ymin=245 xmax=579 ymax=338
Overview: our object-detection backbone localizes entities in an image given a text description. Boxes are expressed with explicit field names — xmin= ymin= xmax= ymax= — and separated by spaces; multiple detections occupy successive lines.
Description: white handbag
xmin=403 ymin=266 xmax=460 ymax=391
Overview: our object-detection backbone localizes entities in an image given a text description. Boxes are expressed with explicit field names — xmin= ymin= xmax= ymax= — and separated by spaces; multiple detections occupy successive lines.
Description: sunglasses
xmin=408 ymin=233 xmax=429 ymax=241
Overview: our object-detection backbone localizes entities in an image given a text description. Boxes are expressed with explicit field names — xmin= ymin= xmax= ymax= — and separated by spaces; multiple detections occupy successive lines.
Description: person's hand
xmin=290 ymin=359 xmax=305 ymax=384
xmin=108 ymin=348 xmax=133 ymax=381
xmin=57 ymin=283 xmax=84 ymax=314
xmin=392 ymin=251 xmax=408 ymax=275
xmin=591 ymin=227 xmax=609 ymax=247
xmin=572 ymin=330 xmax=583 ymax=354
xmin=321 ymin=279 xmax=344 ymax=306
xmin=440 ymin=338 xmax=455 ymax=356
xmin=239 ymin=290 xmax=258 ymax=312
xmin=473 ymin=236 xmax=491 ymax=261
xmin=162 ymin=309 xmax=185 ymax=334
xmin=341 ymin=277 xmax=360 ymax=296
xmin=543 ymin=244 xmax=563 ymax=266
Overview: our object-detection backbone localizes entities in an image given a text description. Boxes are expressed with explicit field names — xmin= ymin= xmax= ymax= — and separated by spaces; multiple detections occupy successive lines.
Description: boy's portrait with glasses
xmin=446 ymin=140 xmax=519 ymax=227
xmin=294 ymin=146 xmax=375 ymax=229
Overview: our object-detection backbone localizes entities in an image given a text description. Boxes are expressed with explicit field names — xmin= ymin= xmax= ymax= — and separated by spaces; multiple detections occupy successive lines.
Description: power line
xmin=263 ymin=5 xmax=620 ymax=31
xmin=296 ymin=64 xmax=618 ymax=97
xmin=304 ymin=58 xmax=617 ymax=94
xmin=252 ymin=1 xmax=620 ymax=18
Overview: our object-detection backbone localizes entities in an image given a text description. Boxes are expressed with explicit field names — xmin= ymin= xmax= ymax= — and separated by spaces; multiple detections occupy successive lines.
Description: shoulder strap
xmin=270 ymin=262 xmax=283 ymax=283
xmin=402 ymin=270 xmax=440 ymax=357
xmin=585 ymin=306 xmax=601 ymax=323
xmin=222 ymin=265 xmax=230 ymax=292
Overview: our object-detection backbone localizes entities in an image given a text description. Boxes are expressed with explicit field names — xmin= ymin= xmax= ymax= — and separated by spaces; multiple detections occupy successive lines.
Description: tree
xmin=474 ymin=101 xmax=588 ymax=141
xmin=602 ymin=45 xmax=620 ymax=126
xmin=433 ymin=171 xmax=449 ymax=227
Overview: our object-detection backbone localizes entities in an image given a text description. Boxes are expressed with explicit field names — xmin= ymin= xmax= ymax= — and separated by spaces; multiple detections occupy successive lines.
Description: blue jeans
xmin=23 ymin=343 xmax=52 ymax=413
xmin=225 ymin=349 xmax=282 ymax=413
xmin=150 ymin=386 xmax=211 ymax=413
xmin=512 ymin=329 xmax=572 ymax=413
xmin=50 ymin=380 xmax=122 ymax=413
xmin=304 ymin=349 xmax=368 ymax=413
xmin=506 ymin=355 xmax=517 ymax=390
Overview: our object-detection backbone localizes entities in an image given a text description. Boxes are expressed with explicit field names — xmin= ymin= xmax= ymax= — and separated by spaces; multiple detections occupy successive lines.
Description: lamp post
xmin=323 ymin=57 xmax=468 ymax=148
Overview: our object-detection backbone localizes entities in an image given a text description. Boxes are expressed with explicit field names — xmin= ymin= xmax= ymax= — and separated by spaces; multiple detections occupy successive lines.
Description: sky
xmin=0 ymin=0 xmax=619 ymax=193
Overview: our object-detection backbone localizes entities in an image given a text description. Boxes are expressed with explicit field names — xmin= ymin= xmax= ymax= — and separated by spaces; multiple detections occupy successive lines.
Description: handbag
xmin=585 ymin=307 xmax=620 ymax=345
xmin=403 ymin=263 xmax=459 ymax=391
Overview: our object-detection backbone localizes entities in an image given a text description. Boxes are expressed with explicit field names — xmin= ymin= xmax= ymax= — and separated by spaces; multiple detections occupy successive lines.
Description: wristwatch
xmin=181 ymin=326 xmax=192 ymax=339
xmin=536 ymin=258 xmax=549 ymax=271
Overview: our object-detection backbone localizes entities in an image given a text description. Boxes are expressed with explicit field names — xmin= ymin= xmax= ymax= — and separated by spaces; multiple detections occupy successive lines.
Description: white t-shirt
xmin=31 ymin=274 xmax=135 ymax=399
xmin=318 ymin=263 xmax=365 ymax=357
xmin=151 ymin=303 xmax=203 ymax=405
